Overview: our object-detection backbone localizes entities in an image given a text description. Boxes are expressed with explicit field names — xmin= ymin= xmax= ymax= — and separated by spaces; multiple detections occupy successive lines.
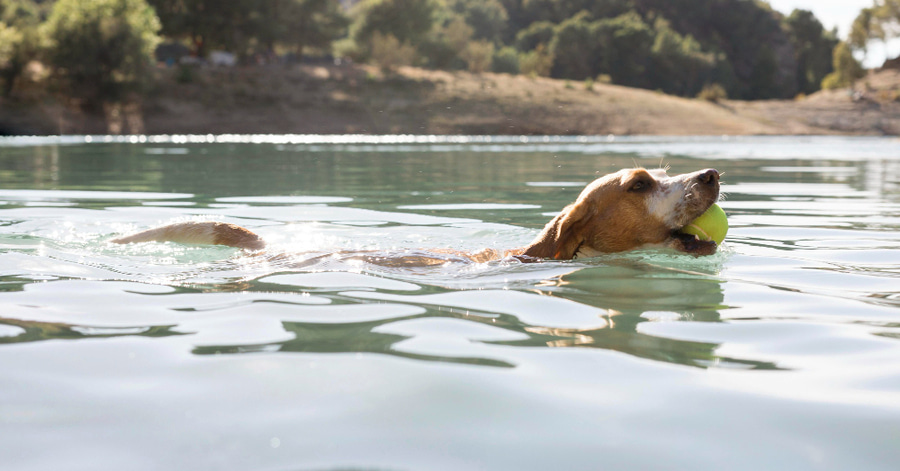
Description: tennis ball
xmin=681 ymin=203 xmax=728 ymax=245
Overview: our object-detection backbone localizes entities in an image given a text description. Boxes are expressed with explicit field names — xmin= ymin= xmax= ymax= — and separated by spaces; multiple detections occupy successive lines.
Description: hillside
xmin=2 ymin=64 xmax=899 ymax=136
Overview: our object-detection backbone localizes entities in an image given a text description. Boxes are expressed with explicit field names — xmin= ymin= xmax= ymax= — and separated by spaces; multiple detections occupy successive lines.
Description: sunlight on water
xmin=0 ymin=136 xmax=899 ymax=470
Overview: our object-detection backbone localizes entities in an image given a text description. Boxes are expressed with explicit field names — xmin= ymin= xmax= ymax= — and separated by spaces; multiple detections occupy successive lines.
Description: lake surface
xmin=1 ymin=135 xmax=899 ymax=470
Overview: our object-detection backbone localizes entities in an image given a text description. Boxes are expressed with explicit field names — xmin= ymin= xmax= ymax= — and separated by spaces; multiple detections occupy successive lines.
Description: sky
xmin=767 ymin=0 xmax=900 ymax=68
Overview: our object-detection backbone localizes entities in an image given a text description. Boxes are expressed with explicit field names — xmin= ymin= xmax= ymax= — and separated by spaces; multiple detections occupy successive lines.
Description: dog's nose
xmin=699 ymin=169 xmax=719 ymax=185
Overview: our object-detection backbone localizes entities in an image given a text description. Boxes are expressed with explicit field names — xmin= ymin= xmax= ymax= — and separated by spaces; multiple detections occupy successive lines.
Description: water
xmin=1 ymin=135 xmax=899 ymax=470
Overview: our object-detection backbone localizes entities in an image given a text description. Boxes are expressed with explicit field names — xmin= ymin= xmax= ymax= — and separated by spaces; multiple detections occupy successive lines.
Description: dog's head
xmin=523 ymin=168 xmax=721 ymax=259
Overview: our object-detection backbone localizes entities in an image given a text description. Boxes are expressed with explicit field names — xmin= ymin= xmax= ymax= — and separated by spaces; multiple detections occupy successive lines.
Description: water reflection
xmin=189 ymin=259 xmax=779 ymax=370
xmin=0 ymin=317 xmax=185 ymax=344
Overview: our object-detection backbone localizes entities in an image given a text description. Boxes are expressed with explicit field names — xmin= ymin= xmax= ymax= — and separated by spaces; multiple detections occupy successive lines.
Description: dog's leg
xmin=111 ymin=221 xmax=265 ymax=250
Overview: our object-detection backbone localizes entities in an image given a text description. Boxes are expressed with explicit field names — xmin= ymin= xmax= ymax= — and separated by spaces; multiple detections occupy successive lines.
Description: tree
xmin=784 ymin=9 xmax=839 ymax=95
xmin=351 ymin=0 xmax=438 ymax=46
xmin=648 ymin=19 xmax=715 ymax=96
xmin=369 ymin=31 xmax=417 ymax=72
xmin=448 ymin=0 xmax=508 ymax=43
xmin=281 ymin=0 xmax=349 ymax=55
xmin=43 ymin=0 xmax=161 ymax=108
xmin=0 ymin=0 xmax=42 ymax=97
xmin=549 ymin=11 xmax=596 ymax=79
xmin=514 ymin=20 xmax=555 ymax=52
xmin=821 ymin=42 xmax=866 ymax=89
xmin=849 ymin=1 xmax=900 ymax=62
xmin=461 ymin=40 xmax=494 ymax=73
xmin=247 ymin=0 xmax=348 ymax=55
xmin=593 ymin=11 xmax=654 ymax=86
xmin=147 ymin=0 xmax=250 ymax=57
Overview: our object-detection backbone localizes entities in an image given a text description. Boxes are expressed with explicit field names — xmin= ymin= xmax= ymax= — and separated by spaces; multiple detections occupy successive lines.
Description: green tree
xmin=514 ymin=20 xmax=555 ymax=52
xmin=449 ymin=0 xmax=508 ymax=43
xmin=369 ymin=31 xmax=417 ymax=71
xmin=648 ymin=18 xmax=715 ymax=95
xmin=461 ymin=40 xmax=494 ymax=72
xmin=351 ymin=0 xmax=438 ymax=47
xmin=849 ymin=1 xmax=900 ymax=61
xmin=147 ymin=0 xmax=250 ymax=57
xmin=43 ymin=0 xmax=161 ymax=108
xmin=593 ymin=11 xmax=654 ymax=86
xmin=548 ymin=11 xmax=595 ymax=79
xmin=519 ymin=44 xmax=553 ymax=76
xmin=0 ymin=0 xmax=42 ymax=97
xmin=784 ymin=9 xmax=839 ymax=95
xmin=247 ymin=0 xmax=348 ymax=55
xmin=821 ymin=42 xmax=866 ymax=89
xmin=416 ymin=13 xmax=471 ymax=69
xmin=492 ymin=45 xmax=520 ymax=73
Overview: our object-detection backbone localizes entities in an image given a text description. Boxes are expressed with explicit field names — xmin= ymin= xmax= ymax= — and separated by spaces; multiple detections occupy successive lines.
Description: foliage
xmin=784 ymin=9 xmax=839 ymax=95
xmin=849 ymin=1 xmax=900 ymax=62
xmin=415 ymin=14 xmax=470 ymax=69
xmin=448 ymin=0 xmax=508 ymax=43
xmin=514 ymin=20 xmax=554 ymax=52
xmin=461 ymin=40 xmax=494 ymax=73
xmin=519 ymin=44 xmax=553 ymax=77
xmin=648 ymin=18 xmax=715 ymax=96
xmin=0 ymin=0 xmax=43 ymax=97
xmin=491 ymin=46 xmax=519 ymax=74
xmin=548 ymin=11 xmax=595 ymax=79
xmin=43 ymin=0 xmax=161 ymax=107
xmin=697 ymin=83 xmax=727 ymax=102
xmin=351 ymin=0 xmax=437 ymax=47
xmin=147 ymin=0 xmax=347 ymax=58
xmin=19 ymin=0 xmax=862 ymax=104
xmin=821 ymin=42 xmax=866 ymax=90
xmin=369 ymin=32 xmax=417 ymax=72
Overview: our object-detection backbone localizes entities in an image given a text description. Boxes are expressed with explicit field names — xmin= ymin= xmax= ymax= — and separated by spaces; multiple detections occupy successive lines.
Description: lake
xmin=1 ymin=135 xmax=899 ymax=470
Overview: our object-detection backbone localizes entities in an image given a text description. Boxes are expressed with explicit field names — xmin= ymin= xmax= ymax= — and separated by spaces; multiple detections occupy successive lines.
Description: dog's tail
xmin=110 ymin=221 xmax=265 ymax=250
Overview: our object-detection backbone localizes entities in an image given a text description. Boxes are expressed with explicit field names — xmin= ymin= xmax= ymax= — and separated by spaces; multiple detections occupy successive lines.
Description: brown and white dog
xmin=111 ymin=168 xmax=721 ymax=260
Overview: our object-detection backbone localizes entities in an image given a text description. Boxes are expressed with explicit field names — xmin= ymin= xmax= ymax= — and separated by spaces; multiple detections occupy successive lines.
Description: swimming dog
xmin=111 ymin=168 xmax=721 ymax=259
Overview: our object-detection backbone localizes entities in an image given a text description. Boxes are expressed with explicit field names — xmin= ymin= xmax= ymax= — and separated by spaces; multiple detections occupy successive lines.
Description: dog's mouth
xmin=666 ymin=201 xmax=718 ymax=256
xmin=669 ymin=230 xmax=718 ymax=256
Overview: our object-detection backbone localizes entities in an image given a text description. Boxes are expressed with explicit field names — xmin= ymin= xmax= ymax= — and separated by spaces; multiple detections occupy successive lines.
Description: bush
xmin=370 ymin=31 xmax=417 ymax=72
xmin=43 ymin=0 xmax=161 ymax=107
xmin=461 ymin=40 xmax=493 ymax=73
xmin=697 ymin=83 xmax=728 ymax=102
xmin=821 ymin=42 xmax=865 ymax=90
xmin=492 ymin=46 xmax=519 ymax=74
xmin=519 ymin=45 xmax=553 ymax=77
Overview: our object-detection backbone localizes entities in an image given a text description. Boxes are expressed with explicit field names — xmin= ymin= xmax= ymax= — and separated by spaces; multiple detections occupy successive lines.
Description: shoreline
xmin=2 ymin=64 xmax=899 ymax=137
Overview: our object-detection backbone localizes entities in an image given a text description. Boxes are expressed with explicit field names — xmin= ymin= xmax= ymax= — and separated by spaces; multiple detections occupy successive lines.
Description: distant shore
xmin=2 ymin=64 xmax=899 ymax=136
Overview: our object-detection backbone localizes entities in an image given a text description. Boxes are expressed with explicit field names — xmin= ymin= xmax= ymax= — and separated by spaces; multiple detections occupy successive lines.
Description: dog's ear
xmin=522 ymin=201 xmax=593 ymax=260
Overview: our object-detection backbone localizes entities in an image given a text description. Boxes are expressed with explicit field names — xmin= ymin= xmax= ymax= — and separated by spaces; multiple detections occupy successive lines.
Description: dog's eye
xmin=629 ymin=180 xmax=651 ymax=192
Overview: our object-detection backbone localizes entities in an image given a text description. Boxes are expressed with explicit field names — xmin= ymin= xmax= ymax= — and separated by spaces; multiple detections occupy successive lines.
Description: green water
xmin=1 ymin=135 xmax=899 ymax=470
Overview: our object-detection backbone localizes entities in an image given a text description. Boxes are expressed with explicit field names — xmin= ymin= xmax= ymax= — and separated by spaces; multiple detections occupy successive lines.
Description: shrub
xmin=491 ymin=46 xmax=519 ymax=74
xmin=821 ymin=42 xmax=865 ymax=90
xmin=519 ymin=45 xmax=553 ymax=77
xmin=461 ymin=40 xmax=493 ymax=73
xmin=697 ymin=83 xmax=728 ymax=102
xmin=369 ymin=31 xmax=417 ymax=72
xmin=43 ymin=0 xmax=161 ymax=108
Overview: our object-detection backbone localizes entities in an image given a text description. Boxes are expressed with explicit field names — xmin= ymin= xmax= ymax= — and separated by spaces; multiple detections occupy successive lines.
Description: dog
xmin=111 ymin=168 xmax=721 ymax=260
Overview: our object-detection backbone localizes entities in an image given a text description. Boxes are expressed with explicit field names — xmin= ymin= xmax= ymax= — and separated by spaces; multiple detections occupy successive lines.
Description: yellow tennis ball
xmin=681 ymin=203 xmax=728 ymax=245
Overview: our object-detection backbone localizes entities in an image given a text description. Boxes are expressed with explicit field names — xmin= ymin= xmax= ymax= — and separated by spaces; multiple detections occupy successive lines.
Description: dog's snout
xmin=698 ymin=169 xmax=719 ymax=186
